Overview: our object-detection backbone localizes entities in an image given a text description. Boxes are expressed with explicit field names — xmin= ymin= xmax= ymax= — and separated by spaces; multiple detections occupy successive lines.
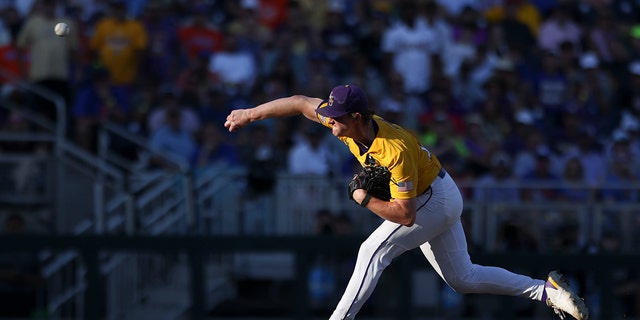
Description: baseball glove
xmin=348 ymin=165 xmax=392 ymax=204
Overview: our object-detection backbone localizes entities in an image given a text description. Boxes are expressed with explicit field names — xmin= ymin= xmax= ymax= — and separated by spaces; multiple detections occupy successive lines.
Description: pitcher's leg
xmin=329 ymin=222 xmax=407 ymax=320
xmin=420 ymin=221 xmax=545 ymax=300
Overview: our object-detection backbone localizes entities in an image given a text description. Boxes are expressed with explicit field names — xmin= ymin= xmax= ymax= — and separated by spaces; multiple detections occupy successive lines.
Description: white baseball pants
xmin=329 ymin=172 xmax=546 ymax=320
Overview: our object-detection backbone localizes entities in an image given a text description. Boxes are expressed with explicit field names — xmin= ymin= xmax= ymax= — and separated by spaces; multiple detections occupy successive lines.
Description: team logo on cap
xmin=328 ymin=86 xmax=348 ymax=107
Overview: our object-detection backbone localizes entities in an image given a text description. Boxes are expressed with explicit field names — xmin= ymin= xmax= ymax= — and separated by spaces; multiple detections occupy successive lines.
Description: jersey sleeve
xmin=389 ymin=150 xmax=420 ymax=199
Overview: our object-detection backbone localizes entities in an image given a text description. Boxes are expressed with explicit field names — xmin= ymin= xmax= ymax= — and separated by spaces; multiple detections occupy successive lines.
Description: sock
xmin=541 ymin=279 xmax=555 ymax=302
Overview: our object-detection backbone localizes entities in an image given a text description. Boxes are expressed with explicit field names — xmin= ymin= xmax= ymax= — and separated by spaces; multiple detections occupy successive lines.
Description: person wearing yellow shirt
xmin=484 ymin=0 xmax=541 ymax=37
xmin=90 ymin=0 xmax=148 ymax=87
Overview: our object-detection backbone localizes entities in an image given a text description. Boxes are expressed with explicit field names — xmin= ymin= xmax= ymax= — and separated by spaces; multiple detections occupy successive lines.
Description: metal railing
xmin=2 ymin=234 xmax=636 ymax=320
xmin=27 ymin=167 xmax=640 ymax=319
xmin=45 ymin=122 xmax=199 ymax=319
xmin=0 ymin=68 xmax=200 ymax=319
xmin=96 ymin=122 xmax=195 ymax=234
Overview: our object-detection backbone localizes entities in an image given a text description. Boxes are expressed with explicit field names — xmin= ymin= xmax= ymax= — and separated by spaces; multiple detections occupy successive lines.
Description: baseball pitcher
xmin=224 ymin=84 xmax=589 ymax=320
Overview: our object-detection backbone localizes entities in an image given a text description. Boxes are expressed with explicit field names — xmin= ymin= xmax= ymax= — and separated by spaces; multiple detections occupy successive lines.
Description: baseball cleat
xmin=545 ymin=270 xmax=589 ymax=320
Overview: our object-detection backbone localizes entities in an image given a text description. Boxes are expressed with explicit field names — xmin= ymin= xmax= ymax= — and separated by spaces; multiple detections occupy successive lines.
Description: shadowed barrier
xmin=0 ymin=234 xmax=634 ymax=320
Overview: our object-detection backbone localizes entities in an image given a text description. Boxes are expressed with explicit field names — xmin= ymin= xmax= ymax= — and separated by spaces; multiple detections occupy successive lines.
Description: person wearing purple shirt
xmin=531 ymin=51 xmax=569 ymax=127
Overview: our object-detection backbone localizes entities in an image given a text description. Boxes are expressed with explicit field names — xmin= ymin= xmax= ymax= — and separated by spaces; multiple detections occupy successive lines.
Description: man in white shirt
xmin=208 ymin=35 xmax=257 ymax=96
xmin=288 ymin=125 xmax=332 ymax=175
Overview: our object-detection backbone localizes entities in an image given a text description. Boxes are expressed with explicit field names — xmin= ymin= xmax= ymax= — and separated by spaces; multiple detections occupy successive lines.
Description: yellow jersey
xmin=317 ymin=112 xmax=442 ymax=199
xmin=90 ymin=18 xmax=148 ymax=85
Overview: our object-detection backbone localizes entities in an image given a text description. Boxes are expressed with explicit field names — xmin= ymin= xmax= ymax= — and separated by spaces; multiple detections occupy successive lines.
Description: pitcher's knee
xmin=444 ymin=273 xmax=479 ymax=294
xmin=446 ymin=280 xmax=476 ymax=294
xmin=357 ymin=239 xmax=379 ymax=259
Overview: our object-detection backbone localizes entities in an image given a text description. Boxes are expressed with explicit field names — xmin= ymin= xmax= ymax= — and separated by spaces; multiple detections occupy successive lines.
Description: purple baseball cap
xmin=316 ymin=85 xmax=369 ymax=118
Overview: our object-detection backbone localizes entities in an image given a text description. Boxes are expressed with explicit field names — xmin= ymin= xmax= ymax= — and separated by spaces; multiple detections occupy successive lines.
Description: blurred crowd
xmin=0 ymin=0 xmax=640 ymax=317
xmin=1 ymin=0 xmax=640 ymax=200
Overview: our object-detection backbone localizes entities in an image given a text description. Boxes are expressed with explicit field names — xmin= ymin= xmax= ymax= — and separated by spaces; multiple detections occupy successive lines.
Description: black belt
xmin=420 ymin=168 xmax=446 ymax=195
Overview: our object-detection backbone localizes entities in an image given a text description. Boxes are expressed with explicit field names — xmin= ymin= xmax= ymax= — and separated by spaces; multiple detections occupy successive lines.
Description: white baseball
xmin=54 ymin=22 xmax=69 ymax=37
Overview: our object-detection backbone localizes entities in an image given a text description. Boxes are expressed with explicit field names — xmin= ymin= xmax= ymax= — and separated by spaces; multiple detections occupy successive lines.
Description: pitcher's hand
xmin=224 ymin=109 xmax=251 ymax=132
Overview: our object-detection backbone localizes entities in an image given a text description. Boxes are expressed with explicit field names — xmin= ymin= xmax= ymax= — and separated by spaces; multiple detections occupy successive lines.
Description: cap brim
xmin=316 ymin=104 xmax=348 ymax=118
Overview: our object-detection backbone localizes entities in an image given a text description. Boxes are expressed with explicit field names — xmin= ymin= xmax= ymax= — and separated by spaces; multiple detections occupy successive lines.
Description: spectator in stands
xmin=557 ymin=157 xmax=593 ymax=202
xmin=1 ymin=109 xmax=48 ymax=194
xmin=287 ymin=123 xmax=332 ymax=175
xmin=484 ymin=23 xmax=510 ymax=63
xmin=140 ymin=1 xmax=179 ymax=84
xmin=552 ymin=110 xmax=587 ymax=155
xmin=420 ymin=88 xmax=465 ymax=135
xmin=238 ymin=124 xmax=284 ymax=197
xmin=71 ymin=67 xmax=130 ymax=152
xmin=587 ymin=9 xmax=631 ymax=66
xmin=451 ymin=59 xmax=487 ymax=112
xmin=615 ymin=61 xmax=640 ymax=136
xmin=267 ymin=1 xmax=318 ymax=86
xmin=190 ymin=122 xmax=239 ymax=170
xmin=147 ymin=85 xmax=200 ymax=136
xmin=381 ymin=1 xmax=436 ymax=131
xmin=420 ymin=112 xmax=468 ymax=167
xmin=444 ymin=5 xmax=484 ymax=76
xmin=530 ymin=51 xmax=570 ymax=128
xmin=473 ymin=151 xmax=520 ymax=203
xmin=537 ymin=4 xmax=582 ymax=54
xmin=176 ymin=52 xmax=210 ymax=108
xmin=197 ymin=88 xmax=231 ymax=128
xmin=127 ymin=79 xmax=157 ymax=137
xmin=16 ymin=0 xmax=79 ymax=122
xmin=341 ymin=52 xmax=386 ymax=103
xmin=352 ymin=8 xmax=386 ymax=74
xmin=461 ymin=113 xmax=501 ymax=176
xmin=487 ymin=0 xmax=541 ymax=35
xmin=485 ymin=0 xmax=538 ymax=54
xmin=629 ymin=26 xmax=640 ymax=61
xmin=502 ymin=108 xmax=538 ymax=156
xmin=320 ymin=2 xmax=357 ymax=82
xmin=601 ymin=131 xmax=639 ymax=202
xmin=376 ymin=76 xmax=405 ymax=126
xmin=571 ymin=52 xmax=615 ymax=120
xmin=475 ymin=83 xmax=511 ymax=145
xmin=619 ymin=115 xmax=640 ymax=161
xmin=556 ymin=40 xmax=580 ymax=80
xmin=177 ymin=3 xmax=225 ymax=62
xmin=148 ymin=107 xmax=196 ymax=169
xmin=1 ymin=5 xmax=23 ymax=42
xmin=0 ymin=22 xmax=20 ymax=85
xmin=226 ymin=1 xmax=272 ymax=59
xmin=208 ymin=33 xmax=257 ymax=98
xmin=520 ymin=147 xmax=561 ymax=202
xmin=251 ymin=0 xmax=289 ymax=31
xmin=90 ymin=0 xmax=148 ymax=94
xmin=562 ymin=128 xmax=607 ymax=187
xmin=0 ymin=214 xmax=43 ymax=318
